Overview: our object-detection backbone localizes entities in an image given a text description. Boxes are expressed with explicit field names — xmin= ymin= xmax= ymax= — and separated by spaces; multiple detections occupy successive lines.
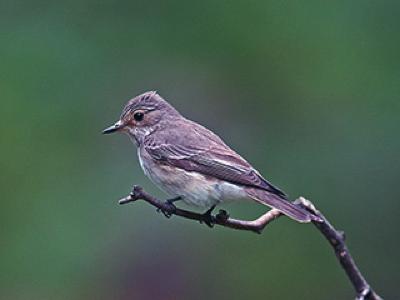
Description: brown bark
xmin=119 ymin=185 xmax=383 ymax=300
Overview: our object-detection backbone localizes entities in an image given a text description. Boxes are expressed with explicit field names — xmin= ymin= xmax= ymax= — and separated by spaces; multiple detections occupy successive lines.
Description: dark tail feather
xmin=246 ymin=188 xmax=313 ymax=223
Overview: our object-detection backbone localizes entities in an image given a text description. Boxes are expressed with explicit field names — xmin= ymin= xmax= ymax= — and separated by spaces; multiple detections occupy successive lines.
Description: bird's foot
xmin=157 ymin=197 xmax=181 ymax=218
xmin=216 ymin=209 xmax=230 ymax=222
xmin=157 ymin=201 xmax=176 ymax=218
xmin=200 ymin=205 xmax=216 ymax=228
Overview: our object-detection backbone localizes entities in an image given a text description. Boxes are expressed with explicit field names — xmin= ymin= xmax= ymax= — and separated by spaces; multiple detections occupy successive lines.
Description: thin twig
xmin=119 ymin=185 xmax=383 ymax=300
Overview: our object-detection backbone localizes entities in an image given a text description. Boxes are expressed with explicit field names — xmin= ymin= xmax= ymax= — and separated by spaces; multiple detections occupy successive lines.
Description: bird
xmin=103 ymin=91 xmax=315 ymax=224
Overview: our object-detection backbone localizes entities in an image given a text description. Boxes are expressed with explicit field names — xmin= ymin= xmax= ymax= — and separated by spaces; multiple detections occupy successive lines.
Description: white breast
xmin=136 ymin=147 xmax=247 ymax=208
xmin=137 ymin=148 xmax=150 ymax=177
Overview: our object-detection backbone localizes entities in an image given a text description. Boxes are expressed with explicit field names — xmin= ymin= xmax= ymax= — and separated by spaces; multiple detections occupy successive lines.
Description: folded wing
xmin=144 ymin=137 xmax=287 ymax=199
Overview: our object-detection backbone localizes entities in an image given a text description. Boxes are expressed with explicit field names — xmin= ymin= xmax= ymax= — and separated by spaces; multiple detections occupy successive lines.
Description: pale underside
xmin=137 ymin=147 xmax=248 ymax=208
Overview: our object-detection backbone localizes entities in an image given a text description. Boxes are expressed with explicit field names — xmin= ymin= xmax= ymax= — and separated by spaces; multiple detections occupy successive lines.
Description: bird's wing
xmin=144 ymin=137 xmax=287 ymax=198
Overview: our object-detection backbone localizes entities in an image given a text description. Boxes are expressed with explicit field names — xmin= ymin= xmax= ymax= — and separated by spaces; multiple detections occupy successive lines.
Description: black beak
xmin=102 ymin=121 xmax=122 ymax=134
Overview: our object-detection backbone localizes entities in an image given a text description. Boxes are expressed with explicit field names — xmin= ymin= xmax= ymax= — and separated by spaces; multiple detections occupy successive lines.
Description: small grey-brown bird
xmin=103 ymin=91 xmax=315 ymax=223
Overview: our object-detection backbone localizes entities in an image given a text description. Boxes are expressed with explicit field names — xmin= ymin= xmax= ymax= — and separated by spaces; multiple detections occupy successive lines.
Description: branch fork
xmin=118 ymin=185 xmax=383 ymax=300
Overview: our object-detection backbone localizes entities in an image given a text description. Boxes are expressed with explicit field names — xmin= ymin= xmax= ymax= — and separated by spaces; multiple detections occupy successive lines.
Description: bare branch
xmin=119 ymin=185 xmax=383 ymax=300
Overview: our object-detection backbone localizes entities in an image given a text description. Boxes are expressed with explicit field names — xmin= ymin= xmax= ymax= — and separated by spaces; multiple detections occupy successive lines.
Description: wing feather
xmin=144 ymin=138 xmax=287 ymax=198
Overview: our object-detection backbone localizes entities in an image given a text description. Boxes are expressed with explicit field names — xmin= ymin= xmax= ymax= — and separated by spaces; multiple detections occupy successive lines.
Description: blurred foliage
xmin=1 ymin=1 xmax=399 ymax=299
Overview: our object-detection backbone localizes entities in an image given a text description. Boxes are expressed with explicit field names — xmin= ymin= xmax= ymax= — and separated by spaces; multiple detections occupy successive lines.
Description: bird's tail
xmin=246 ymin=188 xmax=315 ymax=223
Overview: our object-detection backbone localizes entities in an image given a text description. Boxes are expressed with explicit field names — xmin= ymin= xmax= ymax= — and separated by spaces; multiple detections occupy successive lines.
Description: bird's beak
xmin=102 ymin=120 xmax=123 ymax=134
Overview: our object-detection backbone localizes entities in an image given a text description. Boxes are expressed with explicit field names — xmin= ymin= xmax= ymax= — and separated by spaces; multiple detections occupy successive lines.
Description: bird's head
xmin=103 ymin=91 xmax=180 ymax=142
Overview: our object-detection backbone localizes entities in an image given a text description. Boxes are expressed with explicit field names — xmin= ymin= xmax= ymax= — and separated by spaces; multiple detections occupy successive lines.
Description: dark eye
xmin=134 ymin=111 xmax=144 ymax=121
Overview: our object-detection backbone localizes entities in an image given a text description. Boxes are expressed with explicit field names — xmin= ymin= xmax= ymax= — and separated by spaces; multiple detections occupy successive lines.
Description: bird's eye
xmin=133 ymin=111 xmax=144 ymax=121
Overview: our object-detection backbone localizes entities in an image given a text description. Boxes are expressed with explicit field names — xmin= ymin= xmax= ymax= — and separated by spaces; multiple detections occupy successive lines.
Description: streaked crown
xmin=121 ymin=91 xmax=179 ymax=119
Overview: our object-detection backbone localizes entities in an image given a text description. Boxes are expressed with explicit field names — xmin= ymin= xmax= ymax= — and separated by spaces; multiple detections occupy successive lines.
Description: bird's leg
xmin=166 ymin=196 xmax=182 ymax=205
xmin=157 ymin=196 xmax=182 ymax=218
xmin=200 ymin=205 xmax=216 ymax=228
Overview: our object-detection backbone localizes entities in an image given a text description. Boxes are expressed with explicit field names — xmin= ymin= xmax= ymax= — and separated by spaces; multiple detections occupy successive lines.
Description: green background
xmin=1 ymin=1 xmax=398 ymax=299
